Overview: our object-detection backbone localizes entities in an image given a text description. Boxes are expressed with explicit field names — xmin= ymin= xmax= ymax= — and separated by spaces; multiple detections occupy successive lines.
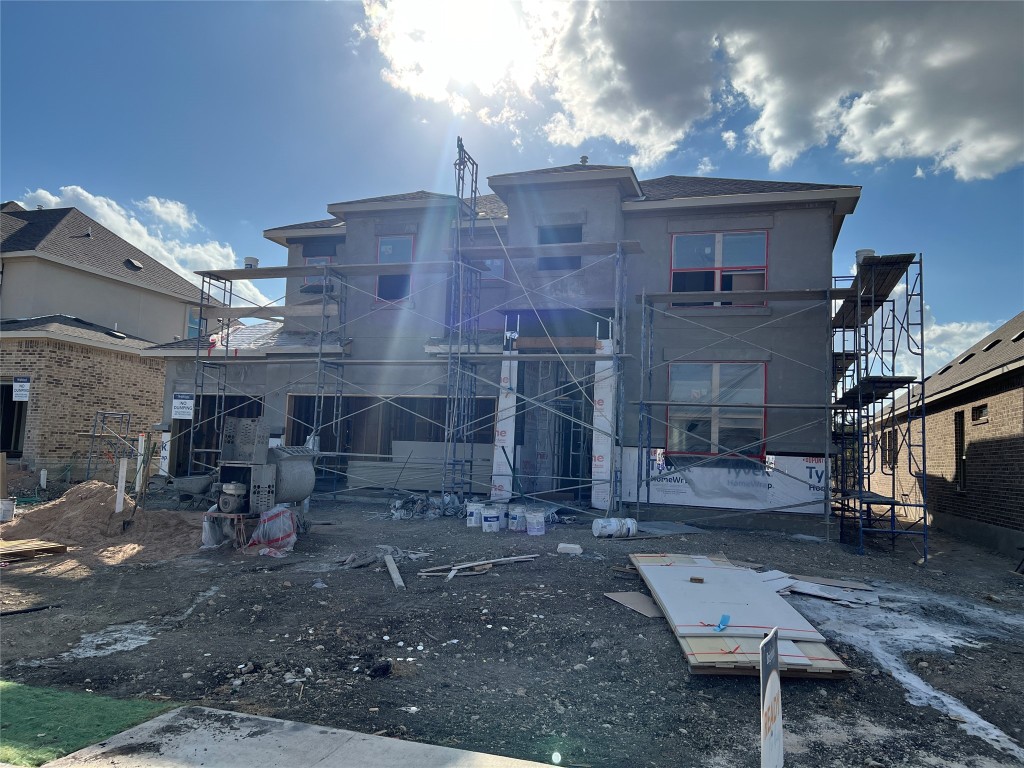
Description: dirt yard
xmin=2 ymin=489 xmax=1023 ymax=768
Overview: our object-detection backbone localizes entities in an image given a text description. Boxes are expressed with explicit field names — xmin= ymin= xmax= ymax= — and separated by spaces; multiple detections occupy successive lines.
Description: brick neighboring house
xmin=0 ymin=317 xmax=165 ymax=475
xmin=871 ymin=311 xmax=1024 ymax=556
xmin=1 ymin=201 xmax=207 ymax=475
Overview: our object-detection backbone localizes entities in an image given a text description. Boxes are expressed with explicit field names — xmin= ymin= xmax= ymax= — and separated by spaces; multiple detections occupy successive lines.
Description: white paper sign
xmin=172 ymin=393 xmax=195 ymax=420
xmin=12 ymin=376 xmax=30 ymax=402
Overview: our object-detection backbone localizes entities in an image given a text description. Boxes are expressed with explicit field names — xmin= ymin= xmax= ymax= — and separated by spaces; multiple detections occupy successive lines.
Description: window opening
xmin=377 ymin=235 xmax=414 ymax=301
xmin=954 ymin=410 xmax=966 ymax=491
xmin=971 ymin=404 xmax=988 ymax=423
xmin=671 ymin=231 xmax=767 ymax=307
xmin=667 ymin=362 xmax=766 ymax=457
xmin=537 ymin=224 xmax=583 ymax=271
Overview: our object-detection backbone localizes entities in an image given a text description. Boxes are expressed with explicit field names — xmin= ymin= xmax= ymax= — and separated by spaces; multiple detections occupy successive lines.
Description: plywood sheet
xmin=604 ymin=592 xmax=664 ymax=618
xmin=680 ymin=636 xmax=849 ymax=675
xmin=631 ymin=554 xmax=825 ymax=642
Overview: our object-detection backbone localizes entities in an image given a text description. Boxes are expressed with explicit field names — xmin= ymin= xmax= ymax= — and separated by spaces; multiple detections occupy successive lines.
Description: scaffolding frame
xmin=634 ymin=288 xmax=841 ymax=522
xmin=177 ymin=144 xmax=922 ymax=544
xmin=831 ymin=253 xmax=928 ymax=558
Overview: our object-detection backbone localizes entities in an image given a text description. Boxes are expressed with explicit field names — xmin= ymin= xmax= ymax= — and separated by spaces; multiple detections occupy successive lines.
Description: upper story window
xmin=537 ymin=224 xmax=583 ymax=271
xmin=667 ymin=362 xmax=766 ymax=457
xmin=377 ymin=235 xmax=414 ymax=301
xmin=671 ymin=231 xmax=767 ymax=307
xmin=187 ymin=306 xmax=204 ymax=339
xmin=303 ymin=241 xmax=336 ymax=285
xmin=481 ymin=258 xmax=505 ymax=281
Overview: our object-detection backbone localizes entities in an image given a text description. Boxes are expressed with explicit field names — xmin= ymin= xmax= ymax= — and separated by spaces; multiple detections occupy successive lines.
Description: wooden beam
xmin=384 ymin=555 xmax=406 ymax=590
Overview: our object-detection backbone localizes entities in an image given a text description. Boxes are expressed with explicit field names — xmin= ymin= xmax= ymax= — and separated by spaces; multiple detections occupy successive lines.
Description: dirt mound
xmin=1 ymin=480 xmax=203 ymax=564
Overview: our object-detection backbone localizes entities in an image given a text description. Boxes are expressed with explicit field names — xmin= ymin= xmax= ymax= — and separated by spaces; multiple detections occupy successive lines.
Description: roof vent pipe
xmin=855 ymin=248 xmax=875 ymax=265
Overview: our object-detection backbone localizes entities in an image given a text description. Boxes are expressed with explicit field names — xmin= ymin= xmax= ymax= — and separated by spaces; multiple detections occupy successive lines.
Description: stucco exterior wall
xmin=1 ymin=257 xmax=192 ymax=343
xmin=1 ymin=337 xmax=165 ymax=475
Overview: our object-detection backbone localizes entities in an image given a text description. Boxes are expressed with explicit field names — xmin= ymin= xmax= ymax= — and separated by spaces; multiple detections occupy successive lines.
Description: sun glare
xmin=372 ymin=0 xmax=541 ymax=109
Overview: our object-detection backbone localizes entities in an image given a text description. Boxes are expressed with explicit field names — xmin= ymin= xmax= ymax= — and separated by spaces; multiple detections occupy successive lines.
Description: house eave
xmin=623 ymin=187 xmax=861 ymax=216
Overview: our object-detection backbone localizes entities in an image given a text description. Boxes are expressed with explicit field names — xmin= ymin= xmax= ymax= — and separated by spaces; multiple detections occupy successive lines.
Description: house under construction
xmin=146 ymin=142 xmax=927 ymax=553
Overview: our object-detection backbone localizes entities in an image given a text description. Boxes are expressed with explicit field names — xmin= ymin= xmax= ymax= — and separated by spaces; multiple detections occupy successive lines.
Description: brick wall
xmin=870 ymin=371 xmax=1024 ymax=547
xmin=1 ymin=338 xmax=165 ymax=476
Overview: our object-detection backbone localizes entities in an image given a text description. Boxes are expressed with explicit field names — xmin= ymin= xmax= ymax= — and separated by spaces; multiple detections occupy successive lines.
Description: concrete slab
xmin=45 ymin=706 xmax=548 ymax=768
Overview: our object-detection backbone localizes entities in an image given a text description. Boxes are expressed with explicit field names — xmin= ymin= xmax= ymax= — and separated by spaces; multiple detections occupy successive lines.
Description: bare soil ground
xmin=2 ymin=491 xmax=1023 ymax=768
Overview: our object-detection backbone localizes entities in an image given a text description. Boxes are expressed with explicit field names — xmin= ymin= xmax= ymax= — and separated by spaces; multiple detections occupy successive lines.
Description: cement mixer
xmin=213 ymin=418 xmax=318 ymax=518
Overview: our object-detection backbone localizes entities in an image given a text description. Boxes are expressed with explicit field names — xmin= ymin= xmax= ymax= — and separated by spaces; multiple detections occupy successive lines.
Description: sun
xmin=368 ymin=0 xmax=543 ymax=110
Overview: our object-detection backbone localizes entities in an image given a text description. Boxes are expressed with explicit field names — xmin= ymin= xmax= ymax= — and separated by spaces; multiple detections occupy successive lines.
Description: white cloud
xmin=18 ymin=186 xmax=270 ymax=306
xmin=134 ymin=196 xmax=197 ymax=232
xmin=914 ymin=166 xmax=926 ymax=179
xmin=360 ymin=1 xmax=1023 ymax=178
xmin=921 ymin=312 xmax=996 ymax=376
xmin=695 ymin=157 xmax=716 ymax=176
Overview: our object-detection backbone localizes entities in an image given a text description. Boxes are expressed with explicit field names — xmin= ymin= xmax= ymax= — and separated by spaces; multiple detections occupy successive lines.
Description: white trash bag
xmin=248 ymin=504 xmax=298 ymax=556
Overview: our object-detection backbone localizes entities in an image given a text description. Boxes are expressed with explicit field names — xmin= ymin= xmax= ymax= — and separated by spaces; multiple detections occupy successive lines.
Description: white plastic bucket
xmin=494 ymin=503 xmax=509 ymax=529
xmin=592 ymin=517 xmax=638 ymax=538
xmin=526 ymin=511 xmax=546 ymax=536
xmin=508 ymin=504 xmax=527 ymax=532
xmin=0 ymin=498 xmax=14 ymax=523
xmin=466 ymin=501 xmax=485 ymax=527
xmin=482 ymin=512 xmax=500 ymax=533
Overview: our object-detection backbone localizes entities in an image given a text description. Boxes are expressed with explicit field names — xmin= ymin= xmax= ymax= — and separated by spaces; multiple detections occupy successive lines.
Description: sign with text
xmin=172 ymin=393 xmax=195 ymax=420
xmin=760 ymin=627 xmax=783 ymax=768
xmin=12 ymin=376 xmax=30 ymax=402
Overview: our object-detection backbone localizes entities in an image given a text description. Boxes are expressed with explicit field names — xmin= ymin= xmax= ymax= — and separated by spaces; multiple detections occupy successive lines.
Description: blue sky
xmin=2 ymin=1 xmax=1021 ymax=370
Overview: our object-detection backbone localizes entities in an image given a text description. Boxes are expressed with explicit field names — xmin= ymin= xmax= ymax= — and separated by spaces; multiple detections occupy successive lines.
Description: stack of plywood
xmin=630 ymin=554 xmax=850 ymax=678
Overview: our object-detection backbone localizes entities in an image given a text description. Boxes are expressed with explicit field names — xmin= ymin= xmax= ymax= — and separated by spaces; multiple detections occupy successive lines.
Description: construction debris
xmin=384 ymin=554 xmax=406 ymax=590
xmin=631 ymin=553 xmax=851 ymax=678
xmin=340 ymin=545 xmax=432 ymax=570
xmin=417 ymin=554 xmax=538 ymax=580
xmin=557 ymin=543 xmax=583 ymax=555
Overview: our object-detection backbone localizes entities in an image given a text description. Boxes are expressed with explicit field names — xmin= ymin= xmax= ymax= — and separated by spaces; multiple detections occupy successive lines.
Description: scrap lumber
xmin=0 ymin=539 xmax=68 ymax=561
xmin=384 ymin=555 xmax=406 ymax=590
xmin=786 ymin=574 xmax=874 ymax=591
xmin=417 ymin=554 xmax=538 ymax=576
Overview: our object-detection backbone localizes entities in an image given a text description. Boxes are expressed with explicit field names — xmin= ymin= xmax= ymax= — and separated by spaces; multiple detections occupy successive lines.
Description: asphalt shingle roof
xmin=331 ymin=190 xmax=461 ymax=207
xmin=1 ymin=207 xmax=205 ymax=302
xmin=924 ymin=310 xmax=1024 ymax=400
xmin=637 ymin=176 xmax=859 ymax=201
xmin=490 ymin=164 xmax=632 ymax=179
xmin=1 ymin=315 xmax=152 ymax=350
xmin=147 ymin=321 xmax=346 ymax=354
xmin=265 ymin=218 xmax=344 ymax=232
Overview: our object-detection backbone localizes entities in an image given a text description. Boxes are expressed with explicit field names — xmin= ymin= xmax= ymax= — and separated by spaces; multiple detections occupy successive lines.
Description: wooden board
xmin=604 ymin=592 xmax=664 ymax=618
xmin=679 ymin=636 xmax=849 ymax=676
xmin=631 ymin=556 xmax=825 ymax=642
xmin=0 ymin=539 xmax=68 ymax=560
xmin=786 ymin=574 xmax=874 ymax=591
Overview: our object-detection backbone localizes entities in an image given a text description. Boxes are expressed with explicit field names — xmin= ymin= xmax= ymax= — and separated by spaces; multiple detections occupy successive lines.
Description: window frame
xmin=303 ymin=255 xmax=333 ymax=285
xmin=665 ymin=361 xmax=767 ymax=458
xmin=186 ymin=306 xmax=205 ymax=339
xmin=954 ymin=410 xmax=967 ymax=491
xmin=376 ymin=234 xmax=415 ymax=302
xmin=669 ymin=230 xmax=768 ymax=307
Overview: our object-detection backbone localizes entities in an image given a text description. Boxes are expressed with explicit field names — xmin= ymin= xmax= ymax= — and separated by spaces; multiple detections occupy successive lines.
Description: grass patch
xmin=0 ymin=681 xmax=174 ymax=766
